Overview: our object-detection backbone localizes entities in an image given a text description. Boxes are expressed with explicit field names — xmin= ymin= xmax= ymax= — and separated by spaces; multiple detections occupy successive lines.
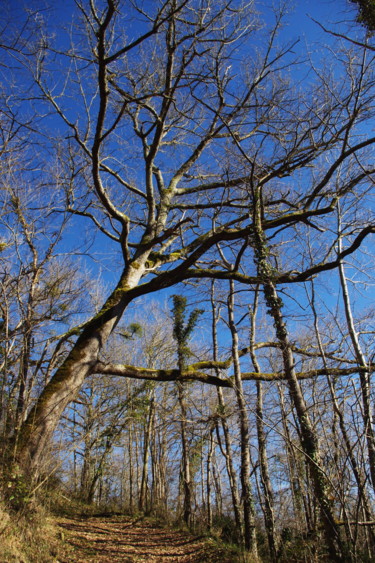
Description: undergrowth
xmin=0 ymin=500 xmax=62 ymax=563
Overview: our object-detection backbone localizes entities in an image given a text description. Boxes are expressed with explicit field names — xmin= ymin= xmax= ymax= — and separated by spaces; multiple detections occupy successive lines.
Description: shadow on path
xmin=57 ymin=515 xmax=234 ymax=562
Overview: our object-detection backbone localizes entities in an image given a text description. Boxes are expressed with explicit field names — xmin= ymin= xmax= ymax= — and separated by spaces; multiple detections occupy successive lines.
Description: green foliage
xmin=119 ymin=322 xmax=143 ymax=340
xmin=171 ymin=295 xmax=203 ymax=367
xmin=351 ymin=0 xmax=375 ymax=32
xmin=3 ymin=468 xmax=32 ymax=512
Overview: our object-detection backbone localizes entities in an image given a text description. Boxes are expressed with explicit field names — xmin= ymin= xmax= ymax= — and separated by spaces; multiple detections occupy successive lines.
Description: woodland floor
xmin=56 ymin=515 xmax=236 ymax=563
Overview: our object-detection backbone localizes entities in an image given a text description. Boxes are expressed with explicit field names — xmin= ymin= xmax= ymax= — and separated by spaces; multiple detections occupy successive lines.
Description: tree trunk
xmin=206 ymin=426 xmax=214 ymax=530
xmin=249 ymin=290 xmax=277 ymax=562
xmin=338 ymin=243 xmax=375 ymax=494
xmin=252 ymin=188 xmax=346 ymax=561
xmin=178 ymin=380 xmax=192 ymax=527
xmin=15 ymin=261 xmax=149 ymax=474
xmin=139 ymin=389 xmax=155 ymax=512
xmin=228 ymin=281 xmax=258 ymax=558
xmin=128 ymin=421 xmax=134 ymax=512
xmin=211 ymin=282 xmax=243 ymax=541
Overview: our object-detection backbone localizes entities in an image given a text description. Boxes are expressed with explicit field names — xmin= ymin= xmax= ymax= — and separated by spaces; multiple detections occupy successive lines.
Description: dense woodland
xmin=0 ymin=0 xmax=375 ymax=561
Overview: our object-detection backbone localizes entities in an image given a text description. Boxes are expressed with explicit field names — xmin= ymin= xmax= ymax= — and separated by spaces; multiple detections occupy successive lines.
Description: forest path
xmin=56 ymin=515 xmax=234 ymax=562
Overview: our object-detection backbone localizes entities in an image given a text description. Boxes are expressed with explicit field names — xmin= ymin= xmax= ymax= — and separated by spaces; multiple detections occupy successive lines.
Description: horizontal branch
xmin=279 ymin=225 xmax=375 ymax=283
xmin=92 ymin=362 xmax=370 ymax=386
xmin=93 ymin=362 xmax=233 ymax=387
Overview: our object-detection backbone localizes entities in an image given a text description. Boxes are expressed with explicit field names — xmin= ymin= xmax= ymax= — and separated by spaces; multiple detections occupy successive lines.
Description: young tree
xmin=171 ymin=294 xmax=203 ymax=527
xmin=210 ymin=281 xmax=243 ymax=540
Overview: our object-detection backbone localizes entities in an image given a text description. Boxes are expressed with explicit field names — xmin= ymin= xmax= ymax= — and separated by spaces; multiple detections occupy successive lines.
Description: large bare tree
xmin=4 ymin=0 xmax=373 ymax=488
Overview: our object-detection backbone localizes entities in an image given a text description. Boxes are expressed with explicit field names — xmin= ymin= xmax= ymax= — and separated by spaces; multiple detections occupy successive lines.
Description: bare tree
xmin=1 ymin=1 xmax=371 ymax=502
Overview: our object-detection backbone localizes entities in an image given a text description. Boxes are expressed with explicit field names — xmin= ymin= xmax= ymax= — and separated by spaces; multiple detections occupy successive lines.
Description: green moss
xmin=146 ymin=250 xmax=182 ymax=269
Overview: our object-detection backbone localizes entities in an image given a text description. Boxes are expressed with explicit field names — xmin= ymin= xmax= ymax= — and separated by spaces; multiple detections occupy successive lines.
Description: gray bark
xmin=228 ymin=281 xmax=258 ymax=557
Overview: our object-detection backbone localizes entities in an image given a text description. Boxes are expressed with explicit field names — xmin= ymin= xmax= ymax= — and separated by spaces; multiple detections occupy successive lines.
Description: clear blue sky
xmin=3 ymin=0 xmax=372 ymax=338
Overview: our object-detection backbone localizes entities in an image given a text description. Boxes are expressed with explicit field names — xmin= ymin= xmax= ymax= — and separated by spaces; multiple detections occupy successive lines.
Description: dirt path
xmin=56 ymin=515 xmax=235 ymax=562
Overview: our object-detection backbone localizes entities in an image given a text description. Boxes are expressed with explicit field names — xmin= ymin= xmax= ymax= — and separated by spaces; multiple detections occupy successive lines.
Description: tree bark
xmin=338 ymin=241 xmax=375 ymax=495
xmin=15 ymin=260 xmax=149 ymax=473
xmin=139 ymin=389 xmax=155 ymax=512
xmin=178 ymin=380 xmax=192 ymax=527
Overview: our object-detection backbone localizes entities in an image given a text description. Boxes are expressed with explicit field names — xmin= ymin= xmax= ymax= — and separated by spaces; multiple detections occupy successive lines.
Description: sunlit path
xmin=57 ymin=515 xmax=234 ymax=563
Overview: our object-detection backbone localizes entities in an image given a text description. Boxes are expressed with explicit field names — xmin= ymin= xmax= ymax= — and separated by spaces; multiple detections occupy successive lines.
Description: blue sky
xmin=2 ymin=0 xmax=373 ymax=342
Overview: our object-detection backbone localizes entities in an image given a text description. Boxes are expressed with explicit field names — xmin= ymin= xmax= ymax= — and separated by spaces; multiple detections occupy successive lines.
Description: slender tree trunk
xmin=128 ymin=422 xmax=134 ymax=512
xmin=338 ymin=239 xmax=375 ymax=495
xmin=178 ymin=380 xmax=192 ymax=527
xmin=212 ymin=459 xmax=223 ymax=519
xmin=200 ymin=433 xmax=206 ymax=517
xmin=249 ymin=289 xmax=277 ymax=562
xmin=135 ymin=426 xmax=141 ymax=502
xmin=139 ymin=389 xmax=155 ymax=512
xmin=211 ymin=282 xmax=244 ymax=541
xmin=228 ymin=280 xmax=258 ymax=558
xmin=172 ymin=296 xmax=203 ymax=528
xmin=278 ymin=385 xmax=307 ymax=529
xmin=151 ymin=391 xmax=168 ymax=514
xmin=206 ymin=426 xmax=214 ymax=530
xmin=149 ymin=395 xmax=158 ymax=513
xmin=15 ymin=327 xmax=32 ymax=430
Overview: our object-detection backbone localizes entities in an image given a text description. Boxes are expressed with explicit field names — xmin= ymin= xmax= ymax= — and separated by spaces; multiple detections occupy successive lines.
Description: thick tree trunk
xmin=252 ymin=190 xmax=346 ymax=561
xmin=15 ymin=261 xmax=149 ymax=474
